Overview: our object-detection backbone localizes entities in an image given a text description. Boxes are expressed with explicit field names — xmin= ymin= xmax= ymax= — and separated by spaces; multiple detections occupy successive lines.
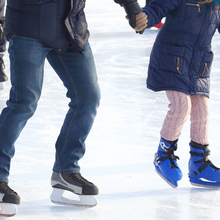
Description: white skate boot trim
xmin=0 ymin=203 xmax=18 ymax=217
xmin=200 ymin=178 xmax=217 ymax=183
xmin=51 ymin=175 xmax=82 ymax=194
xmin=160 ymin=142 xmax=169 ymax=151
xmin=50 ymin=188 xmax=97 ymax=207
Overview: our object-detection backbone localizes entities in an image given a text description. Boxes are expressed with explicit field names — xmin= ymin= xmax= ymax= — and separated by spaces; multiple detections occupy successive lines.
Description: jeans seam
xmin=56 ymin=53 xmax=79 ymax=172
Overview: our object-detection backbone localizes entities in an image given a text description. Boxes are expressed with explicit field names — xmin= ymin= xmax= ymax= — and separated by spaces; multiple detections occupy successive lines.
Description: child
xmin=142 ymin=0 xmax=220 ymax=188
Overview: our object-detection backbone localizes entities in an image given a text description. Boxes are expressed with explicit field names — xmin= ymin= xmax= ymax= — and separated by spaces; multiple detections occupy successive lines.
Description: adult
xmin=0 ymin=0 xmax=146 ymax=216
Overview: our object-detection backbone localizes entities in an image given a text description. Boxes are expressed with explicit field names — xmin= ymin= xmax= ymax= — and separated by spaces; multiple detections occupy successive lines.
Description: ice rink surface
xmin=1 ymin=0 xmax=220 ymax=219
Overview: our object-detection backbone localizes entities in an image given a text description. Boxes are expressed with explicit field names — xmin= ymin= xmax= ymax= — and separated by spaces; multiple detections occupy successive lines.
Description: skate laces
xmin=156 ymin=146 xmax=180 ymax=169
xmin=69 ymin=173 xmax=93 ymax=186
xmin=0 ymin=182 xmax=17 ymax=194
xmin=190 ymin=149 xmax=220 ymax=173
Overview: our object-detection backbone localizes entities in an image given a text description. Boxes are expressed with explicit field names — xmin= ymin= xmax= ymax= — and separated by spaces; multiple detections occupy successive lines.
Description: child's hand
xmin=126 ymin=12 xmax=148 ymax=33
xmin=135 ymin=13 xmax=148 ymax=32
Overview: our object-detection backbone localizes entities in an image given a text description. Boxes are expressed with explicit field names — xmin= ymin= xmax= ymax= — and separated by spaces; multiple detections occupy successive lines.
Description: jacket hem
xmin=146 ymin=84 xmax=209 ymax=98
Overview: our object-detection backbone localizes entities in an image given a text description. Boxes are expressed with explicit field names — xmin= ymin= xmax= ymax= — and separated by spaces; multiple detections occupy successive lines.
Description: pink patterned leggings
xmin=160 ymin=91 xmax=209 ymax=145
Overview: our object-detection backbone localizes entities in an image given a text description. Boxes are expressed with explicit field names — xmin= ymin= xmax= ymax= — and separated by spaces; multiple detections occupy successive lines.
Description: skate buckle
xmin=155 ymin=153 xmax=161 ymax=166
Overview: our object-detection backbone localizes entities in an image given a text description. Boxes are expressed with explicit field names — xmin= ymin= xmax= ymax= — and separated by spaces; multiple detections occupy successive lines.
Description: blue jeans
xmin=0 ymin=35 xmax=101 ymax=182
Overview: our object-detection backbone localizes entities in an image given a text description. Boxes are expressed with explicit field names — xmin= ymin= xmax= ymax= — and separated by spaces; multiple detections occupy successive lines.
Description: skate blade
xmin=50 ymin=188 xmax=97 ymax=207
xmin=0 ymin=203 xmax=18 ymax=217
xmin=190 ymin=181 xmax=220 ymax=189
xmin=155 ymin=168 xmax=178 ymax=188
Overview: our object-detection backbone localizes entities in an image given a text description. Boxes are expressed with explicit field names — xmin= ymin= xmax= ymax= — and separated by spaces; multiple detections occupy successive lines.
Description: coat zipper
xmin=202 ymin=62 xmax=208 ymax=75
xmin=177 ymin=57 xmax=182 ymax=74
xmin=186 ymin=3 xmax=201 ymax=12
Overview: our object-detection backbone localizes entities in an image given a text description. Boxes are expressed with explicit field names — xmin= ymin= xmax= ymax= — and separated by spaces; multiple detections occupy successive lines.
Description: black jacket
xmin=4 ymin=0 xmax=89 ymax=53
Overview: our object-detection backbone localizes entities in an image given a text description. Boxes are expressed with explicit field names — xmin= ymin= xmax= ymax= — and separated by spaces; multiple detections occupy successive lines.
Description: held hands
xmin=120 ymin=0 xmax=147 ymax=34
xmin=126 ymin=13 xmax=147 ymax=33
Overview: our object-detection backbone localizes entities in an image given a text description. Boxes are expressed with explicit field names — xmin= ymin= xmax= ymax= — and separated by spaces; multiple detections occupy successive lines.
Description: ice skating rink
xmin=1 ymin=0 xmax=220 ymax=219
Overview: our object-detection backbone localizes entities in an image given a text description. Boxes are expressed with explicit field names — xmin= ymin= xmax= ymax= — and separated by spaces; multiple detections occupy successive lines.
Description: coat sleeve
xmin=143 ymin=0 xmax=182 ymax=28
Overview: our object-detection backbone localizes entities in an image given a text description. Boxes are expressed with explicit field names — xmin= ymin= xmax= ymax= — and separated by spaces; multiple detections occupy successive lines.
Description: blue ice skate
xmin=189 ymin=141 xmax=220 ymax=188
xmin=154 ymin=137 xmax=183 ymax=188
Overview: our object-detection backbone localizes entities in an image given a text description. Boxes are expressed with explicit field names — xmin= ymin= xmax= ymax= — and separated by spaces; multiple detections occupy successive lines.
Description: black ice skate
xmin=50 ymin=172 xmax=99 ymax=207
xmin=0 ymin=54 xmax=8 ymax=90
xmin=0 ymin=182 xmax=20 ymax=217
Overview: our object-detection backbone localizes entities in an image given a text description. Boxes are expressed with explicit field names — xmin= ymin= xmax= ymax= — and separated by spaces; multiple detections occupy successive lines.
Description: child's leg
xmin=155 ymin=91 xmax=191 ymax=187
xmin=190 ymin=95 xmax=209 ymax=145
xmin=160 ymin=91 xmax=191 ymax=141
xmin=189 ymin=95 xmax=220 ymax=188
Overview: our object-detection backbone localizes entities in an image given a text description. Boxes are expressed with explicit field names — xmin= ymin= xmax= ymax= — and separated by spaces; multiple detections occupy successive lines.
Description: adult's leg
xmin=47 ymin=41 xmax=101 ymax=174
xmin=0 ymin=35 xmax=48 ymax=182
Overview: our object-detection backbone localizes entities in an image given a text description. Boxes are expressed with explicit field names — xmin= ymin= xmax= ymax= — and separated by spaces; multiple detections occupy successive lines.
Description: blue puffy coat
xmin=4 ymin=0 xmax=89 ymax=53
xmin=143 ymin=0 xmax=220 ymax=97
